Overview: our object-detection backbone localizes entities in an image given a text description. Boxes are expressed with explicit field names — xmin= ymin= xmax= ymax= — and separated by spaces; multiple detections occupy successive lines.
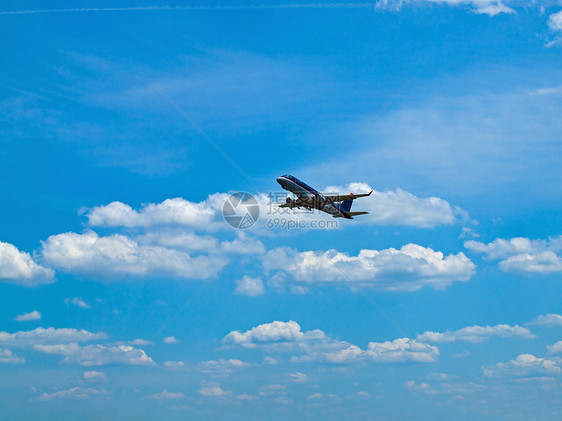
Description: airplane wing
xmin=324 ymin=190 xmax=373 ymax=203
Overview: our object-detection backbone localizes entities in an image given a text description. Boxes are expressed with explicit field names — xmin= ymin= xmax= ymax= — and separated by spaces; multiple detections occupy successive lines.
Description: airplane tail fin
xmin=340 ymin=199 xmax=353 ymax=212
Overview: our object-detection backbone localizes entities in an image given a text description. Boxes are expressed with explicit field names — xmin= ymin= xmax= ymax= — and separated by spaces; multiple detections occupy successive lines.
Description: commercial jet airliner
xmin=276 ymin=174 xmax=372 ymax=219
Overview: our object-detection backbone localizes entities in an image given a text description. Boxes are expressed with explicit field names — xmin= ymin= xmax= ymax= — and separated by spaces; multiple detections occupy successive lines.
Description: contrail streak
xmin=1 ymin=3 xmax=375 ymax=15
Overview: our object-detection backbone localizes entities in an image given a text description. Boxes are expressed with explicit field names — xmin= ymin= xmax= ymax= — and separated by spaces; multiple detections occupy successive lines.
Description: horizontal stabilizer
xmin=332 ymin=211 xmax=369 ymax=219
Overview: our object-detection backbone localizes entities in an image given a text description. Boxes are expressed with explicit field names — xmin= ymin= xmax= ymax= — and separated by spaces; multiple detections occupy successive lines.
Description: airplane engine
xmin=286 ymin=197 xmax=294 ymax=208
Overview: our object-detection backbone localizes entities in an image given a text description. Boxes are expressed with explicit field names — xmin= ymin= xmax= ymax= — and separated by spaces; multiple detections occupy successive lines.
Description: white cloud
xmin=527 ymin=314 xmax=562 ymax=327
xmin=41 ymin=230 xmax=225 ymax=280
xmin=288 ymin=372 xmax=308 ymax=383
xmin=0 ymin=327 xmax=107 ymax=347
xmin=34 ymin=343 xmax=154 ymax=366
xmin=127 ymin=338 xmax=151 ymax=346
xmin=0 ymin=241 xmax=54 ymax=286
xmin=528 ymin=85 xmax=562 ymax=96
xmin=198 ymin=386 xmax=231 ymax=397
xmin=237 ymin=394 xmax=258 ymax=401
xmin=264 ymin=244 xmax=475 ymax=292
xmin=235 ymin=276 xmax=265 ymax=296
xmin=14 ymin=310 xmax=41 ymax=322
xmin=83 ymin=370 xmax=105 ymax=380
xmin=224 ymin=321 xmax=438 ymax=364
xmin=200 ymin=358 xmax=248 ymax=375
xmin=164 ymin=360 xmax=187 ymax=370
xmin=137 ymin=229 xmax=265 ymax=255
xmin=151 ymin=390 xmax=184 ymax=400
xmin=375 ymin=0 xmax=515 ymax=16
xmin=0 ymin=348 xmax=25 ymax=364
xmin=465 ymin=236 xmax=562 ymax=274
xmin=324 ymin=183 xmax=464 ymax=228
xmin=500 ymin=252 xmax=562 ymax=274
xmin=86 ymin=187 xmax=464 ymax=234
xmin=417 ymin=324 xmax=534 ymax=343
xmin=38 ymin=387 xmax=104 ymax=401
xmin=163 ymin=336 xmax=178 ymax=344
xmin=85 ymin=196 xmax=226 ymax=230
xmin=307 ymin=392 xmax=323 ymax=400
xmin=548 ymin=11 xmax=562 ymax=32
xmin=65 ymin=297 xmax=91 ymax=309
xmin=223 ymin=320 xmax=325 ymax=350
xmin=547 ymin=341 xmax=562 ymax=354
xmin=404 ymin=380 xmax=432 ymax=391
xmin=483 ymin=354 xmax=561 ymax=378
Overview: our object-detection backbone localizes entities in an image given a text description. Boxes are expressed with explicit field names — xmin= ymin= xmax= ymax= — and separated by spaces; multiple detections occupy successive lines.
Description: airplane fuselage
xmin=276 ymin=175 xmax=348 ymax=218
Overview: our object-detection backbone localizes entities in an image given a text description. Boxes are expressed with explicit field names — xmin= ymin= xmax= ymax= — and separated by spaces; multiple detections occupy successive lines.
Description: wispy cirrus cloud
xmin=34 ymin=343 xmax=155 ymax=366
xmin=37 ymin=387 xmax=106 ymax=401
xmin=417 ymin=323 xmax=534 ymax=343
xmin=0 ymin=327 xmax=107 ymax=347
xmin=375 ymin=0 xmax=516 ymax=16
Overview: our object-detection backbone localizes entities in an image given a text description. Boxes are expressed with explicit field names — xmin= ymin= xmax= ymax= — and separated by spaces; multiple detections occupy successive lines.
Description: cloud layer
xmin=417 ymin=323 xmax=534 ymax=343
xmin=224 ymin=320 xmax=438 ymax=364
xmin=264 ymin=244 xmax=475 ymax=292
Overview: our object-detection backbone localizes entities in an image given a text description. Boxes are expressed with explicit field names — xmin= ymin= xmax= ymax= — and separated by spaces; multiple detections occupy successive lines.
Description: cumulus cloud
xmin=235 ymin=276 xmax=265 ymax=296
xmin=85 ymin=196 xmax=226 ymax=229
xmin=151 ymin=390 xmax=184 ymax=400
xmin=264 ymin=244 xmax=475 ymax=292
xmin=198 ymin=386 xmax=232 ymax=397
xmin=483 ymin=354 xmax=561 ymax=378
xmin=237 ymin=393 xmax=258 ymax=401
xmin=417 ymin=324 xmax=534 ymax=343
xmin=465 ymin=236 xmax=562 ymax=274
xmin=324 ymin=183 xmax=465 ymax=228
xmin=0 ymin=241 xmax=54 ymax=286
xmin=200 ymin=358 xmax=248 ymax=375
xmin=38 ymin=387 xmax=104 ymax=401
xmin=86 ymin=186 xmax=465 ymax=233
xmin=41 ymin=230 xmax=225 ymax=280
xmin=163 ymin=360 xmax=187 ymax=370
xmin=224 ymin=321 xmax=438 ymax=364
xmin=14 ymin=310 xmax=41 ymax=322
xmin=548 ymin=11 xmax=562 ymax=32
xmin=527 ymin=314 xmax=562 ymax=327
xmin=83 ymin=370 xmax=105 ymax=380
xmin=547 ymin=341 xmax=562 ymax=354
xmin=404 ymin=380 xmax=432 ymax=391
xmin=0 ymin=348 xmax=25 ymax=364
xmin=163 ymin=336 xmax=178 ymax=344
xmin=33 ymin=343 xmax=154 ymax=366
xmin=375 ymin=0 xmax=515 ymax=16
xmin=0 ymin=327 xmax=107 ymax=347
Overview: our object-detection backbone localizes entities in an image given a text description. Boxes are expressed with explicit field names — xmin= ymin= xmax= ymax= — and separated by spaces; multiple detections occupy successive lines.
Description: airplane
xmin=276 ymin=174 xmax=372 ymax=219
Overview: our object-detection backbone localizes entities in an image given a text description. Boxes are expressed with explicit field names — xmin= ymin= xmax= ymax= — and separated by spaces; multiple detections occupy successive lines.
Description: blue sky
xmin=1 ymin=1 xmax=562 ymax=419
